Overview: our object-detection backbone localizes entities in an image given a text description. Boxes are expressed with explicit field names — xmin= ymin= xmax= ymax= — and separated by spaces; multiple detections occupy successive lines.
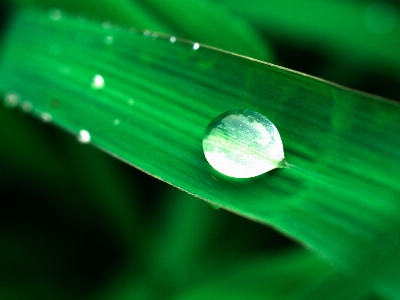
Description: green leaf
xmin=213 ymin=0 xmax=400 ymax=78
xmin=1 ymin=8 xmax=400 ymax=299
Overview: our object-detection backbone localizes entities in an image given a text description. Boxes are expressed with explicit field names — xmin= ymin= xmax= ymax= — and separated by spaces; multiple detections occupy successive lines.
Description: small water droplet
xmin=202 ymin=109 xmax=285 ymax=178
xmin=60 ymin=67 xmax=70 ymax=74
xmin=143 ymin=30 xmax=151 ymax=37
xmin=193 ymin=43 xmax=200 ymax=50
xmin=151 ymin=32 xmax=158 ymax=39
xmin=49 ymin=8 xmax=62 ymax=21
xmin=204 ymin=202 xmax=221 ymax=209
xmin=128 ymin=99 xmax=134 ymax=106
xmin=102 ymin=21 xmax=112 ymax=29
xmin=364 ymin=1 xmax=398 ymax=34
xmin=91 ymin=74 xmax=105 ymax=89
xmin=104 ymin=35 xmax=114 ymax=45
xmin=77 ymin=130 xmax=91 ymax=143
xmin=169 ymin=36 xmax=177 ymax=43
xmin=40 ymin=112 xmax=52 ymax=123
xmin=21 ymin=101 xmax=33 ymax=113
xmin=113 ymin=119 xmax=120 ymax=125
xmin=4 ymin=92 xmax=20 ymax=108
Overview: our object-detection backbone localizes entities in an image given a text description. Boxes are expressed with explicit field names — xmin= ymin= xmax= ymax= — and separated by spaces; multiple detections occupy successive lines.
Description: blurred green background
xmin=0 ymin=0 xmax=399 ymax=299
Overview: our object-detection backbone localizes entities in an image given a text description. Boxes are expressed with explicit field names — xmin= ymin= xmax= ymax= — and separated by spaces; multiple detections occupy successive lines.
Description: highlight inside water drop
xmin=202 ymin=109 xmax=285 ymax=178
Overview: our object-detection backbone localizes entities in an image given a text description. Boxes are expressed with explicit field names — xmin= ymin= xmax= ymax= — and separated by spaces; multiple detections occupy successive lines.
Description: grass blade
xmin=1 ymin=9 xmax=400 ymax=299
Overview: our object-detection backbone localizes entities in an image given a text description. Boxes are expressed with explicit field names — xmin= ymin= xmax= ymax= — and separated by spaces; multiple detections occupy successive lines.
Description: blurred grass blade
xmin=213 ymin=0 xmax=400 ymax=79
xmin=170 ymin=249 xmax=375 ymax=300
xmin=1 ymin=9 xmax=400 ymax=299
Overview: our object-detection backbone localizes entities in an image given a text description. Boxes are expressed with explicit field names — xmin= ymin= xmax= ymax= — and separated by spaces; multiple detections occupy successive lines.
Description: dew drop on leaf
xmin=48 ymin=8 xmax=62 ymax=21
xmin=204 ymin=202 xmax=221 ymax=210
xmin=3 ymin=92 xmax=20 ymax=108
xmin=77 ymin=130 xmax=91 ymax=144
xmin=202 ymin=109 xmax=285 ymax=178
xmin=21 ymin=101 xmax=33 ymax=113
xmin=91 ymin=74 xmax=105 ymax=89
xmin=102 ymin=21 xmax=112 ymax=29
xmin=104 ymin=35 xmax=114 ymax=45
xmin=40 ymin=112 xmax=52 ymax=123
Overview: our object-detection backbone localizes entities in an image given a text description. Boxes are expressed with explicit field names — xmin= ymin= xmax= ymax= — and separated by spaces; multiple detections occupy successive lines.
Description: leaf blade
xmin=1 ymin=9 xmax=400 ymax=299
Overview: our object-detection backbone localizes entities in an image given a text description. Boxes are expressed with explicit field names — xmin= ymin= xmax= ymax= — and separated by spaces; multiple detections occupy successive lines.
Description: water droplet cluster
xmin=3 ymin=92 xmax=53 ymax=123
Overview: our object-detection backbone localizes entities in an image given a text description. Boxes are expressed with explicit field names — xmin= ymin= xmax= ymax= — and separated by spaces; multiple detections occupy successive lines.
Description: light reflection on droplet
xmin=49 ymin=8 xmax=62 ymax=21
xmin=113 ymin=119 xmax=120 ymax=125
xmin=143 ymin=30 xmax=151 ymax=37
xmin=364 ymin=1 xmax=399 ymax=34
xmin=202 ymin=109 xmax=285 ymax=178
xmin=169 ymin=36 xmax=177 ymax=43
xmin=40 ymin=112 xmax=52 ymax=123
xmin=4 ymin=92 xmax=20 ymax=108
xmin=128 ymin=99 xmax=134 ymax=106
xmin=21 ymin=101 xmax=33 ymax=113
xmin=78 ymin=130 xmax=91 ymax=143
xmin=91 ymin=74 xmax=105 ymax=89
xmin=193 ymin=43 xmax=200 ymax=50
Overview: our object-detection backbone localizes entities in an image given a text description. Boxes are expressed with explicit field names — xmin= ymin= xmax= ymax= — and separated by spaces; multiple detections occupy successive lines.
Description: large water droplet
xmin=202 ymin=109 xmax=285 ymax=178
xmin=77 ymin=130 xmax=91 ymax=144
